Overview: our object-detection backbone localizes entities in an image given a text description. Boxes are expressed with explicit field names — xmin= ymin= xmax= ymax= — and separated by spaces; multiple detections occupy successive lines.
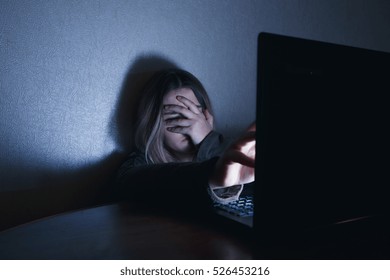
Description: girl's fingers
xmin=233 ymin=131 xmax=256 ymax=148
xmin=247 ymin=121 xmax=256 ymax=131
xmin=166 ymin=126 xmax=189 ymax=134
xmin=165 ymin=118 xmax=192 ymax=127
xmin=176 ymin=95 xmax=203 ymax=114
xmin=164 ymin=104 xmax=195 ymax=119
xmin=226 ymin=150 xmax=256 ymax=168
xmin=163 ymin=112 xmax=182 ymax=121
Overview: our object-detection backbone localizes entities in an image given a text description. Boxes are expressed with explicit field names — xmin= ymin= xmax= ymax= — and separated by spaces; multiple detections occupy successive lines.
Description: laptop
xmin=255 ymin=32 xmax=390 ymax=258
xmin=215 ymin=32 xmax=390 ymax=258
xmin=212 ymin=182 xmax=255 ymax=227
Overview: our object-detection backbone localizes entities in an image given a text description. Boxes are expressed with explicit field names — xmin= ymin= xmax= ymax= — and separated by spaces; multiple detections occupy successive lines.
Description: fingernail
xmin=176 ymin=96 xmax=182 ymax=100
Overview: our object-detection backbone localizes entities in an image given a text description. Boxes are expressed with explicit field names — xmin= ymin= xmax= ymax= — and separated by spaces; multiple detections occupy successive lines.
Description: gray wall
xmin=1 ymin=0 xmax=390 ymax=228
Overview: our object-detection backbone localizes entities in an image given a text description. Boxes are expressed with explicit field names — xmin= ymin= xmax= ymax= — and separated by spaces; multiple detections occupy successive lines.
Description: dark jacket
xmin=116 ymin=131 xmax=242 ymax=209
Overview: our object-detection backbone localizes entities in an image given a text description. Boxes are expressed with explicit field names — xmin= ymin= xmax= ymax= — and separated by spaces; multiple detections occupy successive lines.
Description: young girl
xmin=116 ymin=69 xmax=255 ymax=208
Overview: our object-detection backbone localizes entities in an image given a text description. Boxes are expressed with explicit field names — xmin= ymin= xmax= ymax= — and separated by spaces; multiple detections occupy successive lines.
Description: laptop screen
xmin=255 ymin=33 xmax=390 ymax=236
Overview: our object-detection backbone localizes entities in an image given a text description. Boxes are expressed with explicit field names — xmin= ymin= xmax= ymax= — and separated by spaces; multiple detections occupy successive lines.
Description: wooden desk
xmin=0 ymin=202 xmax=253 ymax=260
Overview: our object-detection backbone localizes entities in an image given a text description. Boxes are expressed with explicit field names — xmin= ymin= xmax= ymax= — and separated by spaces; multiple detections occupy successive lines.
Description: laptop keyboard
xmin=213 ymin=195 xmax=254 ymax=217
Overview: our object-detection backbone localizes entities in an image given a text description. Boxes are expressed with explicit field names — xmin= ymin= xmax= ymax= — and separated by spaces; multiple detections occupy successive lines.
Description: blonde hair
xmin=134 ymin=69 xmax=214 ymax=163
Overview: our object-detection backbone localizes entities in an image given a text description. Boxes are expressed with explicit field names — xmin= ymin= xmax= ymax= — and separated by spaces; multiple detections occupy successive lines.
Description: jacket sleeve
xmin=195 ymin=131 xmax=225 ymax=162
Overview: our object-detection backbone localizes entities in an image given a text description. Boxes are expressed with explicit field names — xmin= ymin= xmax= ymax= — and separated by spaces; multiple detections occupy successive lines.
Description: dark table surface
xmin=2 ymin=198 xmax=390 ymax=260
xmin=0 ymin=202 xmax=253 ymax=260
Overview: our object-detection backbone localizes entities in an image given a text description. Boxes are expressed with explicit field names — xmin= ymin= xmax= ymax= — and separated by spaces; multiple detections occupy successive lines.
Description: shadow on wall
xmin=0 ymin=54 xmax=178 ymax=231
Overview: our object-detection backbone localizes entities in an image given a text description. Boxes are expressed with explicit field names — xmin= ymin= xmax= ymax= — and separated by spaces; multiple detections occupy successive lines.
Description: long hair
xmin=134 ymin=69 xmax=214 ymax=163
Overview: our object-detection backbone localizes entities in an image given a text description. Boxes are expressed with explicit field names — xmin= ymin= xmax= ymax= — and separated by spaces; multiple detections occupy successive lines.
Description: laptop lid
xmin=254 ymin=32 xmax=390 ymax=240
